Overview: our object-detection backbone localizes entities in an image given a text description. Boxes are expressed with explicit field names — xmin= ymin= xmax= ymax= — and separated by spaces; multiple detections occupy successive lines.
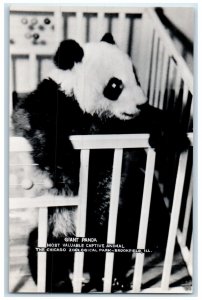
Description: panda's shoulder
xmin=28 ymin=78 xmax=63 ymax=105
xmin=21 ymin=78 xmax=73 ymax=114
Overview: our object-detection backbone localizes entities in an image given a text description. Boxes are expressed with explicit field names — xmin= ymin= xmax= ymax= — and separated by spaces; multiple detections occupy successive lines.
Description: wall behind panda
xmin=164 ymin=8 xmax=194 ymax=42
xmin=157 ymin=7 xmax=194 ymax=72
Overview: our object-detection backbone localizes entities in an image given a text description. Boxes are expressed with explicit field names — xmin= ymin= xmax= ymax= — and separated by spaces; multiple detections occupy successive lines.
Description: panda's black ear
xmin=53 ymin=40 xmax=84 ymax=70
xmin=101 ymin=33 xmax=116 ymax=45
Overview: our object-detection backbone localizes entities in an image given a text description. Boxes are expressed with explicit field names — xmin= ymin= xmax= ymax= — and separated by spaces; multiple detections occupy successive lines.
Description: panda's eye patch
xmin=103 ymin=77 xmax=124 ymax=101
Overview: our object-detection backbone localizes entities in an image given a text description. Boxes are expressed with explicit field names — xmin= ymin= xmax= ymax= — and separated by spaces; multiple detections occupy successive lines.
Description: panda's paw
xmin=149 ymin=128 xmax=190 ymax=153
xmin=112 ymin=277 xmax=131 ymax=292
xmin=82 ymin=279 xmax=103 ymax=292
xmin=46 ymin=279 xmax=73 ymax=293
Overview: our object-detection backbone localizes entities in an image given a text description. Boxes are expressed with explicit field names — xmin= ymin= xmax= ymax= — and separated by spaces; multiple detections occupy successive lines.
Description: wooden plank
xmin=117 ymin=12 xmax=126 ymax=51
xmin=177 ymin=230 xmax=193 ymax=277
xmin=159 ymin=49 xmax=169 ymax=110
xmin=10 ymin=5 xmax=143 ymax=14
xmin=70 ymin=134 xmax=150 ymax=149
xmin=72 ymin=150 xmax=90 ymax=292
xmin=10 ymin=134 xmax=193 ymax=153
xmin=10 ymin=195 xmax=79 ymax=209
xmin=189 ymin=235 xmax=193 ymax=276
xmin=132 ymin=148 xmax=156 ymax=292
xmin=138 ymin=13 xmax=153 ymax=95
xmin=149 ymin=30 xmax=158 ymax=105
xmin=29 ymin=53 xmax=37 ymax=91
xmin=161 ymin=151 xmax=188 ymax=290
xmin=153 ymin=40 xmax=163 ymax=108
xmin=10 ymin=134 xmax=150 ymax=152
xmin=37 ymin=207 xmax=48 ymax=292
xmin=181 ymin=174 xmax=193 ymax=247
xmin=54 ymin=7 xmax=63 ymax=46
xmin=96 ymin=11 xmax=105 ymax=39
xmin=103 ymin=149 xmax=123 ymax=292
xmin=75 ymin=11 xmax=84 ymax=43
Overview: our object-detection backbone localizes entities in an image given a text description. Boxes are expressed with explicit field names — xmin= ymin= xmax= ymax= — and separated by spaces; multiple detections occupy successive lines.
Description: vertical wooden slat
xmin=173 ymin=67 xmax=182 ymax=107
xmin=161 ymin=151 xmax=188 ymax=291
xmin=159 ymin=50 xmax=169 ymax=110
xmin=54 ymin=7 xmax=63 ymax=46
xmin=182 ymin=82 xmax=189 ymax=109
xmin=180 ymin=84 xmax=190 ymax=129
xmin=149 ymin=30 xmax=158 ymax=105
xmin=29 ymin=53 xmax=37 ymax=91
xmin=97 ymin=11 xmax=105 ymax=39
xmin=166 ymin=58 xmax=176 ymax=112
xmin=188 ymin=235 xmax=193 ymax=276
xmin=153 ymin=40 xmax=163 ymax=108
xmin=132 ymin=148 xmax=156 ymax=292
xmin=117 ymin=12 xmax=126 ymax=51
xmin=138 ymin=13 xmax=153 ymax=94
xmin=103 ymin=149 xmax=123 ymax=292
xmin=188 ymin=100 xmax=193 ymax=131
xmin=9 ymin=55 xmax=13 ymax=118
xmin=181 ymin=173 xmax=193 ymax=247
xmin=190 ymin=234 xmax=193 ymax=254
xmin=37 ymin=207 xmax=48 ymax=293
xmin=72 ymin=149 xmax=90 ymax=293
xmin=76 ymin=11 xmax=84 ymax=43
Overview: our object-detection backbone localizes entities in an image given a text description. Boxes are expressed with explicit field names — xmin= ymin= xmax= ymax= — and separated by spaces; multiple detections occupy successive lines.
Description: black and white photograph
xmin=9 ymin=5 xmax=194 ymax=294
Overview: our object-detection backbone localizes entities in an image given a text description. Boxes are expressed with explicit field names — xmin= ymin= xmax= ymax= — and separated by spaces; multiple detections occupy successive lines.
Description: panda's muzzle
xmin=121 ymin=111 xmax=140 ymax=119
xmin=122 ymin=112 xmax=137 ymax=118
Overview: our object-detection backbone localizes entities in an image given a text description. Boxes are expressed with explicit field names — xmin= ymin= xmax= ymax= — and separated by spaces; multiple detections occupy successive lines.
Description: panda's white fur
xmin=49 ymin=41 xmax=147 ymax=120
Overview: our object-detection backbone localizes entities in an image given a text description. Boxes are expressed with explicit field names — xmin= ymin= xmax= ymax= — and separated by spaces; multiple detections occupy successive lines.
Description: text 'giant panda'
xmin=12 ymin=33 xmax=189 ymax=293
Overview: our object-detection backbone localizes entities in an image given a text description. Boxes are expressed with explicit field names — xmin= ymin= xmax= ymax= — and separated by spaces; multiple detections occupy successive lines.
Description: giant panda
xmin=12 ymin=33 xmax=189 ymax=293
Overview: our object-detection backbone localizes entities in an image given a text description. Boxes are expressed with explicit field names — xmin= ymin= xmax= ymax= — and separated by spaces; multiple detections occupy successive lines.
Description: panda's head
xmin=50 ymin=33 xmax=147 ymax=120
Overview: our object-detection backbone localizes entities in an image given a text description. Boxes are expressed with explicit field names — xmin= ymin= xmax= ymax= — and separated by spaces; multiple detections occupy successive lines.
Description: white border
xmin=1 ymin=1 xmax=200 ymax=300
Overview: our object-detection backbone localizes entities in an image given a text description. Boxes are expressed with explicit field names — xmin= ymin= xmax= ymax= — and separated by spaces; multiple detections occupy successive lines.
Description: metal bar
xmin=161 ymin=151 xmax=188 ymax=291
xmin=37 ymin=207 xmax=48 ymax=292
xmin=132 ymin=148 xmax=156 ymax=292
xmin=72 ymin=150 xmax=90 ymax=292
xmin=103 ymin=149 xmax=123 ymax=292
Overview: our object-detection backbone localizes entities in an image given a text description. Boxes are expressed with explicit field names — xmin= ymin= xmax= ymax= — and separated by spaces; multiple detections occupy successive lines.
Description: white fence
xmin=9 ymin=6 xmax=194 ymax=293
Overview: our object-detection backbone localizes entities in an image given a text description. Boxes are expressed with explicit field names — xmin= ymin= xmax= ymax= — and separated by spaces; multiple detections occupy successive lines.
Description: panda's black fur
xmin=12 ymin=33 xmax=189 ymax=293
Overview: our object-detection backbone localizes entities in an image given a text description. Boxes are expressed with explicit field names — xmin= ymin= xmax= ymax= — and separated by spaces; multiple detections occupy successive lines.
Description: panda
xmin=12 ymin=33 xmax=189 ymax=293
